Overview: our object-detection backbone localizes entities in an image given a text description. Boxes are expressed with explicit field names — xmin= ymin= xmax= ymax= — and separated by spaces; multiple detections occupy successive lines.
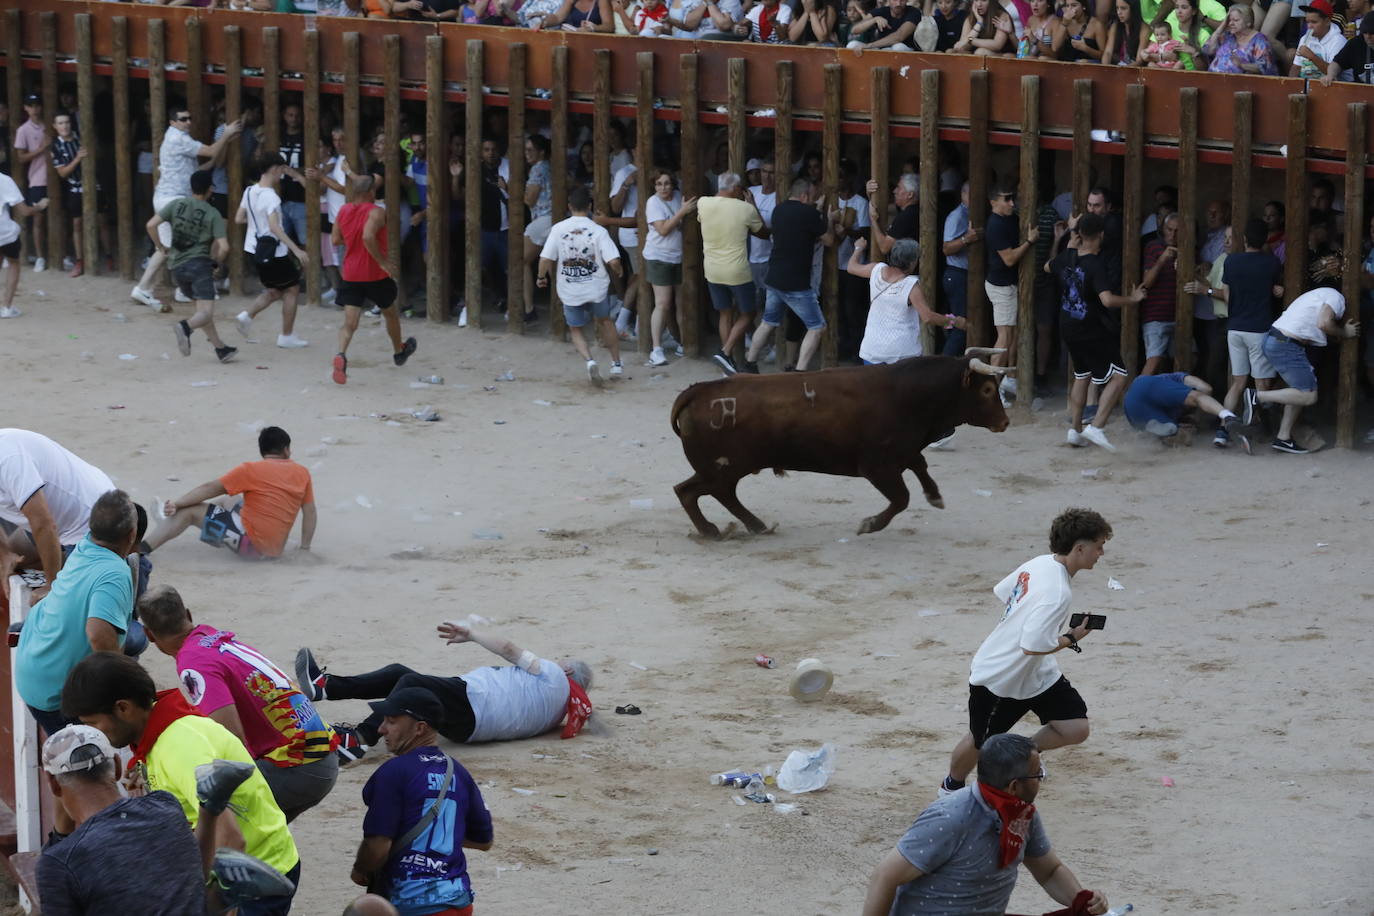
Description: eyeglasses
xmin=1017 ymin=767 xmax=1047 ymax=781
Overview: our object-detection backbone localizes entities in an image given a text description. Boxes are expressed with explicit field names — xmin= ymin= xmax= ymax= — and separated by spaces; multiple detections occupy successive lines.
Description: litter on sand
xmin=1108 ymin=577 xmax=1125 ymax=590
xmin=776 ymin=744 xmax=836 ymax=794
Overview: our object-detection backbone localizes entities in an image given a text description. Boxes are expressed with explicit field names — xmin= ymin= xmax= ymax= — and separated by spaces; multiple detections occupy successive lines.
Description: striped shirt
xmin=51 ymin=136 xmax=83 ymax=193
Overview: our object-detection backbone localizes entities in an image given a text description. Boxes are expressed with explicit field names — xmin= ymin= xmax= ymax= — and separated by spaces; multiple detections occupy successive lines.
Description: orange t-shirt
xmin=219 ymin=459 xmax=314 ymax=558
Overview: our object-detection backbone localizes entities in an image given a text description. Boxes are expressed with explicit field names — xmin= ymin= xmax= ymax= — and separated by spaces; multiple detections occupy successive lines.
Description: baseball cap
xmin=368 ymin=686 xmax=444 ymax=725
xmin=1360 ymin=11 xmax=1374 ymax=32
xmin=23 ymin=92 xmax=41 ymax=105
xmin=1299 ymin=0 xmax=1333 ymax=16
xmin=42 ymin=725 xmax=115 ymax=775
xmin=745 ymin=158 xmax=762 ymax=172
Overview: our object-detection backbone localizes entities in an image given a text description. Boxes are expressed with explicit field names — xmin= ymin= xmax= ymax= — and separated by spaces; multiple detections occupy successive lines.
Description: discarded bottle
xmin=1104 ymin=906 xmax=1134 ymax=916
xmin=419 ymin=375 xmax=444 ymax=385
xmin=743 ymin=775 xmax=775 ymax=804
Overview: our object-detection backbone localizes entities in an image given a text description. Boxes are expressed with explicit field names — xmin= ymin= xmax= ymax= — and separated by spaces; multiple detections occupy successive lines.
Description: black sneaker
xmin=216 ymin=345 xmax=238 ymax=363
xmin=523 ymin=308 xmax=538 ymax=324
xmin=1242 ymin=388 xmax=1259 ymax=426
xmin=211 ymin=849 xmax=296 ymax=907
xmin=1213 ymin=427 xmax=1229 ymax=448
xmin=712 ymin=350 xmax=737 ymax=375
xmin=195 ymin=760 xmax=255 ymax=815
xmin=174 ymin=320 xmax=192 ymax=357
xmin=742 ymin=360 xmax=760 ymax=374
xmin=393 ymin=336 xmax=417 ymax=366
xmin=334 ymin=724 xmax=370 ymax=764
xmin=1222 ymin=417 xmax=1251 ymax=455
xmin=295 ymin=647 xmax=327 ymax=702
xmin=1271 ymin=437 xmax=1309 ymax=454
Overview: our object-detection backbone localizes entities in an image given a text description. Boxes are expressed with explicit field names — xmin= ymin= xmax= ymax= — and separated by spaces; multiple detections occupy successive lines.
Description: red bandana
xmin=560 ymin=676 xmax=592 ymax=739
xmin=978 ymin=781 xmax=1036 ymax=869
xmin=758 ymin=5 xmax=778 ymax=41
xmin=1007 ymin=889 xmax=1097 ymax=916
xmin=129 ymin=688 xmax=205 ymax=770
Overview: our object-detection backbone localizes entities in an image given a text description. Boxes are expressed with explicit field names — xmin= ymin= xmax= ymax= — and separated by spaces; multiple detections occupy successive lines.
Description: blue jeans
xmin=279 ymin=201 xmax=308 ymax=246
xmin=762 ymin=286 xmax=826 ymax=331
xmin=941 ymin=267 xmax=968 ymax=356
xmin=1262 ymin=331 xmax=1318 ymax=392
xmin=481 ymin=229 xmax=508 ymax=292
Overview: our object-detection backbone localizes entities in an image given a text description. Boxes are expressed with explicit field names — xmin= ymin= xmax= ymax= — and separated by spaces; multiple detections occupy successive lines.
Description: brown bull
xmin=670 ymin=354 xmax=1012 ymax=538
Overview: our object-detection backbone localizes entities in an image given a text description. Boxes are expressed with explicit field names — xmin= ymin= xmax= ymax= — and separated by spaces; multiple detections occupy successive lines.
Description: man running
xmin=330 ymin=174 xmax=416 ymax=385
xmin=148 ymin=171 xmax=236 ymax=363
xmin=0 ymin=169 xmax=49 ymax=319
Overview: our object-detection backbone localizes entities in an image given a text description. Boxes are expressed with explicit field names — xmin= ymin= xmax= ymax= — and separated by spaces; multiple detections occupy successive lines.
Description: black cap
xmin=23 ymin=93 xmax=40 ymax=105
xmin=368 ymin=686 xmax=444 ymax=725
xmin=1361 ymin=11 xmax=1374 ymax=33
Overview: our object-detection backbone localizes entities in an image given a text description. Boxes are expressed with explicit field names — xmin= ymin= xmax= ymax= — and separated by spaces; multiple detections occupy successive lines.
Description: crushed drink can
xmin=754 ymin=654 xmax=775 ymax=669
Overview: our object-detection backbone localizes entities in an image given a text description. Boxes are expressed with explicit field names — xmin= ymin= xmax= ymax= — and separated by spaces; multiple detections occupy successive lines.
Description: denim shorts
xmin=1262 ymin=331 xmax=1318 ymax=392
xmin=707 ymin=280 xmax=756 ymax=314
xmin=1123 ymin=373 xmax=1193 ymax=430
xmin=172 ymin=257 xmax=218 ymax=302
xmin=1143 ymin=320 xmax=1176 ymax=359
xmin=562 ymin=297 xmax=613 ymax=328
xmin=762 ymin=285 xmax=826 ymax=331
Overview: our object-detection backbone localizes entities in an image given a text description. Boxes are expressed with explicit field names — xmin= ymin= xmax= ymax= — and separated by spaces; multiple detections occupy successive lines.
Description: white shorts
xmin=153 ymin=194 xmax=177 ymax=248
xmin=986 ymin=282 xmax=1018 ymax=327
xmin=525 ymin=214 xmax=553 ymax=247
xmin=1227 ymin=329 xmax=1275 ymax=379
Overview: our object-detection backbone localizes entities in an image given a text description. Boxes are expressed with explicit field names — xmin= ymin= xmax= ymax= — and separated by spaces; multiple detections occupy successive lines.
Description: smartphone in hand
xmin=1069 ymin=613 xmax=1107 ymax=630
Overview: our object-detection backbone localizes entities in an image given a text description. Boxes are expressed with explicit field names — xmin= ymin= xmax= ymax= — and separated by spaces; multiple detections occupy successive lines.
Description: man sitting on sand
xmin=1122 ymin=372 xmax=1250 ymax=453
xmin=297 ymin=620 xmax=593 ymax=763
xmin=140 ymin=426 xmax=315 ymax=560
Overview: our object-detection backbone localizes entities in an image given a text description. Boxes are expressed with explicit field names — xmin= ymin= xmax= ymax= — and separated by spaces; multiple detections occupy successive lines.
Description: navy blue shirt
xmin=362 ymin=746 xmax=493 ymax=916
xmin=1222 ymin=250 xmax=1282 ymax=333
xmin=985 ymin=212 xmax=1020 ymax=287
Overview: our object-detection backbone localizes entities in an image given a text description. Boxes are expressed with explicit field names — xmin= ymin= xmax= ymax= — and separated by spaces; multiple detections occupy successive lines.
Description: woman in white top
xmin=234 ymin=152 xmax=310 ymax=349
xmin=848 ymin=237 xmax=964 ymax=365
xmin=641 ymin=169 xmax=698 ymax=367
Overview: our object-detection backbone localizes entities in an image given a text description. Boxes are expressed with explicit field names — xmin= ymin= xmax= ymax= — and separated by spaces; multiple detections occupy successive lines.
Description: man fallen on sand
xmin=140 ymin=426 xmax=315 ymax=561
xmin=140 ymin=585 xmax=340 ymax=822
xmin=1122 ymin=372 xmax=1249 ymax=453
xmin=296 ymin=620 xmax=594 ymax=763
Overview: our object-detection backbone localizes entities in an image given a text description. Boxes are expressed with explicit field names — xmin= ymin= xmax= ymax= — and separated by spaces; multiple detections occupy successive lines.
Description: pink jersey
xmin=176 ymin=624 xmax=337 ymax=767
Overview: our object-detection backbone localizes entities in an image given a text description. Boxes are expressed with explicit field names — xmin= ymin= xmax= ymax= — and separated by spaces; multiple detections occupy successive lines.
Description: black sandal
xmin=614 ymin=704 xmax=642 ymax=716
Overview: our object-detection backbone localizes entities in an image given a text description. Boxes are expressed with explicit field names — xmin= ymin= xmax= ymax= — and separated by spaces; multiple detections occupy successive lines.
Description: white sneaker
xmin=320 ymin=288 xmax=337 ymax=304
xmin=175 ymin=287 xmax=192 ymax=303
xmin=131 ymin=285 xmax=162 ymax=309
xmin=586 ymin=359 xmax=603 ymax=387
xmin=366 ymin=305 xmax=381 ymax=317
xmin=1081 ymin=425 xmax=1116 ymax=452
xmin=1364 ymin=427 xmax=1374 ymax=444
xmin=276 ymin=334 xmax=309 ymax=348
xmin=764 ymin=345 xmax=777 ymax=365
xmin=61 ymin=256 xmax=75 ymax=271
xmin=236 ymin=311 xmax=253 ymax=338
xmin=218 ymin=275 xmax=231 ymax=292
xmin=1066 ymin=429 xmax=1085 ymax=447
xmin=674 ymin=344 xmax=685 ymax=358
xmin=0 ymin=306 xmax=21 ymax=319
xmin=609 ymin=361 xmax=624 ymax=377
xmin=32 ymin=258 xmax=46 ymax=273
xmin=647 ymin=347 xmax=668 ymax=367
xmin=458 ymin=306 xmax=468 ymax=328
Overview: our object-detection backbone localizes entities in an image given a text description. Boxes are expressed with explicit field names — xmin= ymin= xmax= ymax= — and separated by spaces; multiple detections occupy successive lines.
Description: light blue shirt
xmin=943 ymin=204 xmax=970 ymax=271
xmin=462 ymin=657 xmax=569 ymax=743
xmin=15 ymin=535 xmax=132 ymax=712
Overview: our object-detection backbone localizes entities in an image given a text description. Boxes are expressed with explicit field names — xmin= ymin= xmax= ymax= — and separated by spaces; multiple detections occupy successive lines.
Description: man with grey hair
xmin=861 ymin=733 xmax=1111 ymax=916
xmin=867 ymin=172 xmax=920 ymax=257
xmin=697 ymin=170 xmax=770 ymax=373
xmin=298 ymin=620 xmax=595 ymax=763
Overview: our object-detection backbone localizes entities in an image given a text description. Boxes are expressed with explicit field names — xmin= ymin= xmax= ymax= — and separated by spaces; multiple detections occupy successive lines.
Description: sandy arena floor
xmin=3 ymin=269 xmax=1373 ymax=916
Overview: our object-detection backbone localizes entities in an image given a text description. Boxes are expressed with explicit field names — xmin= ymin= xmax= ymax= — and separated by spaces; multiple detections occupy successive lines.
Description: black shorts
xmin=255 ymin=254 xmax=301 ymax=291
xmin=968 ymin=675 xmax=1088 ymax=748
xmin=172 ymin=257 xmax=218 ymax=302
xmin=61 ymin=189 xmax=83 ymax=217
xmin=24 ymin=185 xmax=48 ymax=206
xmin=337 ymin=276 xmax=398 ymax=310
xmin=0 ymin=239 xmax=21 ymax=259
xmin=1063 ymin=334 xmax=1128 ymax=385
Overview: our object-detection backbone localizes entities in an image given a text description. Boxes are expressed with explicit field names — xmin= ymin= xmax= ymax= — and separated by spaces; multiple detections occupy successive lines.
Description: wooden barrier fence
xmin=0 ymin=1 xmax=1368 ymax=444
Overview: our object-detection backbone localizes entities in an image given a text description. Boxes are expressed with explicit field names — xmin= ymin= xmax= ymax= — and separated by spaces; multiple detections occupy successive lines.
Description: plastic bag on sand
xmin=776 ymin=743 xmax=836 ymax=794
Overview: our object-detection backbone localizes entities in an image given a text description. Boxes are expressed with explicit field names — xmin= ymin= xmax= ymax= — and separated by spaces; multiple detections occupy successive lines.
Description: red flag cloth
xmin=560 ymin=676 xmax=592 ymax=739
xmin=977 ymin=781 xmax=1037 ymax=869
xmin=1006 ymin=888 xmax=1098 ymax=916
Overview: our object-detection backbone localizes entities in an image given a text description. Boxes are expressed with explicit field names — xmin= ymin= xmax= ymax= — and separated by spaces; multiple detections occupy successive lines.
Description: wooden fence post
xmin=303 ymin=29 xmax=322 ymax=307
xmin=149 ymin=18 xmax=166 ymax=221
xmin=869 ymin=66 xmax=889 ymax=255
xmin=1174 ymin=87 xmax=1198 ymax=372
xmin=679 ymin=53 xmax=701 ymax=357
xmin=550 ymin=45 xmax=569 ymax=341
xmin=1121 ymin=83 xmax=1144 ymax=374
xmin=464 ymin=38 xmax=482 ymax=331
xmin=343 ymin=32 xmax=361 ymax=169
xmin=728 ymin=58 xmax=746 ymax=179
xmin=1072 ymin=79 xmax=1092 ymax=216
xmin=425 ymin=34 xmax=448 ymax=324
xmin=5 ymin=8 xmax=24 ymax=265
xmin=1282 ymin=94 xmax=1307 ymax=307
xmin=1231 ymin=92 xmax=1253 ymax=238
xmin=967 ymin=69 xmax=989 ymax=350
xmin=112 ymin=16 xmax=135 ymax=280
xmin=635 ymin=51 xmax=654 ymax=356
xmin=383 ymin=34 xmax=402 ymax=299
xmin=507 ymin=42 xmax=527 ymax=333
xmin=263 ymin=28 xmax=280 ymax=153
xmin=1016 ymin=75 xmax=1040 ymax=412
xmin=41 ymin=12 xmax=64 ymax=269
xmin=76 ymin=14 xmax=99 ymax=273
xmin=224 ymin=26 xmax=244 ymax=295
xmin=822 ymin=63 xmax=842 ymax=368
xmin=919 ymin=69 xmax=939 ymax=358
xmin=186 ymin=16 xmax=206 ymax=142
xmin=593 ymin=50 xmax=611 ymax=221
xmin=1337 ymin=102 xmax=1366 ymax=448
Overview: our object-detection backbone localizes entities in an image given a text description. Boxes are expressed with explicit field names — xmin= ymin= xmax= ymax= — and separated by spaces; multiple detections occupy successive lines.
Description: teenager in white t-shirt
xmin=0 ymin=172 xmax=50 ymax=319
xmin=537 ymin=186 xmax=625 ymax=387
xmin=939 ymin=508 xmax=1113 ymax=795
xmin=642 ymin=169 xmax=697 ymax=367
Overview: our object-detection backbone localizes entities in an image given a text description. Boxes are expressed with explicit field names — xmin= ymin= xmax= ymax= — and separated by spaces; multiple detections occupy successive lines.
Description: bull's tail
xmin=670 ymin=386 xmax=699 ymax=438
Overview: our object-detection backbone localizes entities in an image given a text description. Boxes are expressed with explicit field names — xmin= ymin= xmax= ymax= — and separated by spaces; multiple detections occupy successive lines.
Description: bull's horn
xmin=963 ymin=347 xmax=1007 ymax=358
xmin=968 ymin=358 xmax=1016 ymax=375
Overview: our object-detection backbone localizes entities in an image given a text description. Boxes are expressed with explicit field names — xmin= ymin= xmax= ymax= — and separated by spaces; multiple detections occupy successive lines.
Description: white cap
xmin=42 ymin=724 xmax=115 ymax=775
xmin=746 ymin=158 xmax=763 ymax=172
xmin=789 ymin=658 xmax=834 ymax=702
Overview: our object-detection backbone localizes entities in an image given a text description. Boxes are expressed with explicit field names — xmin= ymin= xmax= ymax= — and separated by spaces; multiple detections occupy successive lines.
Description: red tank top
xmin=337 ymin=201 xmax=389 ymax=282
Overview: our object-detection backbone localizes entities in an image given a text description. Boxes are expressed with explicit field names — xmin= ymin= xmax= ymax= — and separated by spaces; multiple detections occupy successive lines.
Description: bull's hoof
xmin=927 ymin=495 xmax=945 ymax=509
xmin=689 ymin=523 xmax=723 ymax=540
xmin=745 ymin=521 xmax=771 ymax=535
xmin=857 ymin=517 xmax=882 ymax=535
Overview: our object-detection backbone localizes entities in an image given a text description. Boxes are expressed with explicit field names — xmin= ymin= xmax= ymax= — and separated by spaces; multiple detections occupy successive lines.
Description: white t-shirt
xmin=643 ymin=192 xmax=684 ymax=264
xmin=836 ymin=193 xmax=870 ymax=266
xmin=1272 ymin=287 xmax=1345 ymax=346
xmin=613 ymin=163 xmax=639 ymax=248
xmin=968 ymin=554 xmax=1074 ymax=700
xmin=0 ymin=429 xmax=114 ymax=545
xmin=609 ymin=148 xmax=633 ymax=179
xmin=325 ymin=156 xmax=348 ymax=223
xmin=748 ymin=186 xmax=777 ymax=264
xmin=0 ymin=173 xmax=24 ymax=247
xmin=154 ymin=126 xmax=205 ymax=206
xmin=859 ymin=266 xmax=922 ymax=364
xmin=1295 ymin=25 xmax=1347 ymax=79
xmin=463 ymin=656 xmax=570 ymax=742
xmin=239 ymin=185 xmax=288 ymax=258
xmin=745 ymin=1 xmax=792 ymax=41
xmin=540 ymin=215 xmax=622 ymax=306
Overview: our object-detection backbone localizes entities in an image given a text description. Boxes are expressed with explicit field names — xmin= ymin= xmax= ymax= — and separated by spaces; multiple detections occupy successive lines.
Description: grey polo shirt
xmin=889 ymin=786 xmax=1051 ymax=916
